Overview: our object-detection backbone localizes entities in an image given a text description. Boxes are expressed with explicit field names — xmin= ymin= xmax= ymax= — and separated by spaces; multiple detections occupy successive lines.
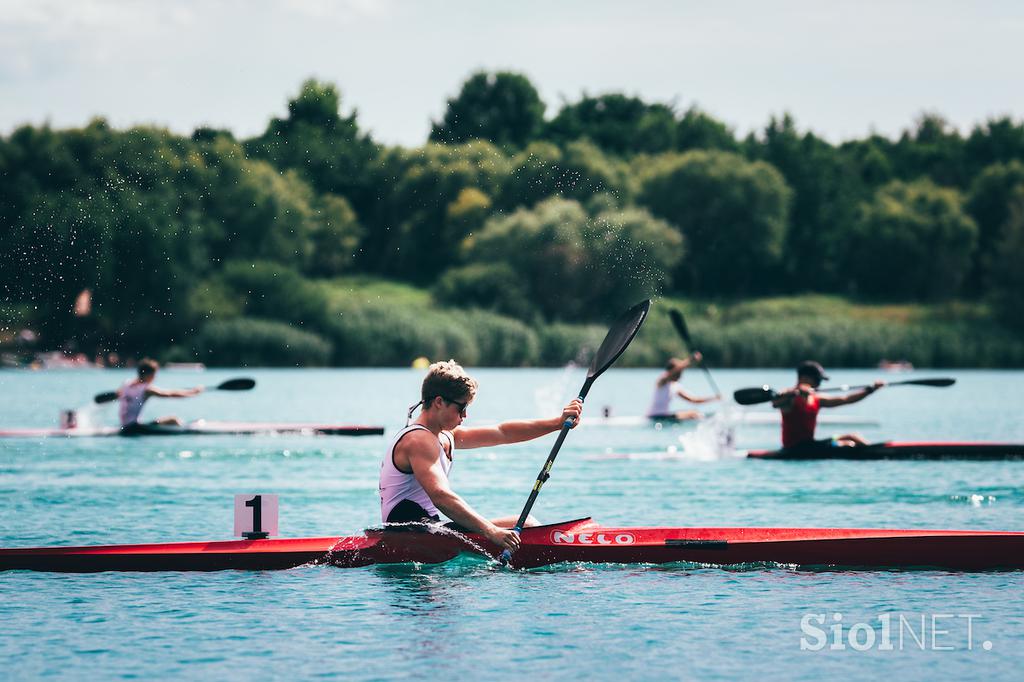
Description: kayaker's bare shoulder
xmin=392 ymin=428 xmax=443 ymax=473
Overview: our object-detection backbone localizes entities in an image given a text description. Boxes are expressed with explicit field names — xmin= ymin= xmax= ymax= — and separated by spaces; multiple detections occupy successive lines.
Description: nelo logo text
xmin=551 ymin=531 xmax=635 ymax=545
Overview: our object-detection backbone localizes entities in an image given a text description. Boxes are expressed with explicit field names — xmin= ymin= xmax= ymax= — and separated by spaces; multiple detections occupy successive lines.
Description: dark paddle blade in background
xmin=733 ymin=386 xmax=777 ymax=405
xmin=668 ymin=309 xmax=721 ymax=397
xmin=93 ymin=377 xmax=256 ymax=404
xmin=668 ymin=308 xmax=692 ymax=346
xmin=732 ymin=377 xmax=956 ymax=405
xmin=500 ymin=300 xmax=651 ymax=565
xmin=216 ymin=378 xmax=256 ymax=391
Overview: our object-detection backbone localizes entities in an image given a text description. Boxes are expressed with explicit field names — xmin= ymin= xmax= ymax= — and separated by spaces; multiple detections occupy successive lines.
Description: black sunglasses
xmin=440 ymin=396 xmax=468 ymax=415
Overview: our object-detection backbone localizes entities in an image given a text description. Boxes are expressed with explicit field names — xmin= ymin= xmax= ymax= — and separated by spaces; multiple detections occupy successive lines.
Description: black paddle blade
xmin=668 ymin=309 xmax=691 ymax=346
xmin=733 ymin=386 xmax=776 ymax=405
xmin=94 ymin=391 xmax=118 ymax=405
xmin=902 ymin=378 xmax=955 ymax=388
xmin=588 ymin=300 xmax=651 ymax=378
xmin=217 ymin=378 xmax=255 ymax=391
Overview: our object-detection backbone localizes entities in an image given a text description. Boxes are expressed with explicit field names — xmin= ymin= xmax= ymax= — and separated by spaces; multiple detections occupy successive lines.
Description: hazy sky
xmin=2 ymin=0 xmax=1022 ymax=146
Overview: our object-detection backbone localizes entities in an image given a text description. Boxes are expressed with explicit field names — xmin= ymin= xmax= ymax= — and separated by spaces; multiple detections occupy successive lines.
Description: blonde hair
xmin=421 ymin=359 xmax=478 ymax=404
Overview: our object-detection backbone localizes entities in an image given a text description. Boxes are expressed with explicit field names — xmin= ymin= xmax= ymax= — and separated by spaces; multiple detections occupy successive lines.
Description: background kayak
xmin=0 ymin=421 xmax=385 ymax=438
xmin=748 ymin=441 xmax=1024 ymax=460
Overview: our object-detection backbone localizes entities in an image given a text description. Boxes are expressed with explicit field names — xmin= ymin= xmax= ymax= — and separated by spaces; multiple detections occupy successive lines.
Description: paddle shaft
xmin=818 ymin=378 xmax=954 ymax=393
xmin=698 ymin=361 xmax=721 ymax=398
xmin=669 ymin=310 xmax=721 ymax=397
xmin=499 ymin=394 xmax=587 ymax=565
xmin=733 ymin=378 xmax=955 ymax=405
xmin=499 ymin=300 xmax=650 ymax=566
xmin=94 ymin=378 xmax=255 ymax=404
xmin=509 ymin=378 xmax=594 ymax=533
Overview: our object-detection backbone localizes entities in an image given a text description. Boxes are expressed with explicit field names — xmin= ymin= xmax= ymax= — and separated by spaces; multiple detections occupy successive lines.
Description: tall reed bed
xmin=167 ymin=277 xmax=1024 ymax=367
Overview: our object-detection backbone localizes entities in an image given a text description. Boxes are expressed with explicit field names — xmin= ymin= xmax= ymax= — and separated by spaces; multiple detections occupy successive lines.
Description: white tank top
xmin=118 ymin=381 xmax=149 ymax=425
xmin=379 ymin=425 xmax=454 ymax=522
xmin=646 ymin=381 xmax=678 ymax=417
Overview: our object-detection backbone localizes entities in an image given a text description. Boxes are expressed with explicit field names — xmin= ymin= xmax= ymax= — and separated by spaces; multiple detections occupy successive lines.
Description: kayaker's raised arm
xmin=818 ymin=381 xmax=885 ymax=408
xmin=146 ymin=385 xmax=204 ymax=399
xmin=674 ymin=387 xmax=718 ymax=404
xmin=452 ymin=399 xmax=583 ymax=450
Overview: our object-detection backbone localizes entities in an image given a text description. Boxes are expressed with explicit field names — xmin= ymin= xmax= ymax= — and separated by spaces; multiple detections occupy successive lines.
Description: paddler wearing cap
xmin=645 ymin=353 xmax=719 ymax=421
xmin=772 ymin=361 xmax=885 ymax=450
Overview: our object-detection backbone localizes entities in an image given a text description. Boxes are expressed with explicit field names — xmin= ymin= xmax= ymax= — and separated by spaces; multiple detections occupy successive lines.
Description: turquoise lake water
xmin=1 ymin=367 xmax=1022 ymax=680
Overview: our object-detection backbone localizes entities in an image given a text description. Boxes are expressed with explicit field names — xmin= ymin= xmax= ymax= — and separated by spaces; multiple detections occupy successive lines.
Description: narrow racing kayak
xmin=583 ymin=413 xmax=879 ymax=428
xmin=3 ymin=517 xmax=1022 ymax=572
xmin=748 ymin=441 xmax=1024 ymax=460
xmin=0 ymin=421 xmax=385 ymax=438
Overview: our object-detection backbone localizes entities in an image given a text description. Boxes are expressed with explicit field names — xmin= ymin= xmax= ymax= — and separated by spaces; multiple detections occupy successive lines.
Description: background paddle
xmin=668 ymin=309 xmax=721 ymax=397
xmin=500 ymin=299 xmax=651 ymax=565
xmin=733 ymin=378 xmax=956 ymax=406
xmin=93 ymin=378 xmax=256 ymax=404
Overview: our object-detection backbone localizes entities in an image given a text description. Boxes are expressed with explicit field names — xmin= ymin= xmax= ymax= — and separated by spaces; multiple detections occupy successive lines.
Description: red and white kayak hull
xmin=2 ymin=518 xmax=1022 ymax=572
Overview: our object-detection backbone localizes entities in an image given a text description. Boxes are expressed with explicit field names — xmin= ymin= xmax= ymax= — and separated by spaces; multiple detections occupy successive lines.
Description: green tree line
xmin=2 ymin=71 xmax=1023 ymax=366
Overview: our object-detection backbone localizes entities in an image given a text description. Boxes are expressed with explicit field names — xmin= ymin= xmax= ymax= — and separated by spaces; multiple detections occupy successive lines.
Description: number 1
xmin=245 ymin=495 xmax=263 ymax=533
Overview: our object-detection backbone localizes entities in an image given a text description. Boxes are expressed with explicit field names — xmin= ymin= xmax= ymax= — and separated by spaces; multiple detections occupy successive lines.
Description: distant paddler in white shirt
xmin=646 ymin=353 xmax=719 ymax=421
xmin=117 ymin=359 xmax=203 ymax=434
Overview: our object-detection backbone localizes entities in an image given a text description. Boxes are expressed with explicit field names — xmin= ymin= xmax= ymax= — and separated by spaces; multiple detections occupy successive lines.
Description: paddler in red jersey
xmin=380 ymin=360 xmax=583 ymax=554
xmin=772 ymin=361 xmax=884 ymax=450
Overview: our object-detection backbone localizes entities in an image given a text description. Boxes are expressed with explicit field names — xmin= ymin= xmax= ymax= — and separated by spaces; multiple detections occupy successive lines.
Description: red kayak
xmin=0 ymin=421 xmax=385 ymax=438
xmin=2 ymin=518 xmax=1022 ymax=572
xmin=748 ymin=441 xmax=1024 ymax=460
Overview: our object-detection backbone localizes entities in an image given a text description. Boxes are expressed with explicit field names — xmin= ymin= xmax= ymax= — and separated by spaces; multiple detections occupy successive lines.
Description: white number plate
xmin=233 ymin=494 xmax=279 ymax=537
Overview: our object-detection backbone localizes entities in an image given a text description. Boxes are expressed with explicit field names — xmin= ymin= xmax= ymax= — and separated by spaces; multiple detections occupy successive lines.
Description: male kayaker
xmin=117 ymin=359 xmax=203 ymax=434
xmin=772 ymin=361 xmax=884 ymax=449
xmin=646 ymin=353 xmax=719 ymax=420
xmin=381 ymin=359 xmax=583 ymax=553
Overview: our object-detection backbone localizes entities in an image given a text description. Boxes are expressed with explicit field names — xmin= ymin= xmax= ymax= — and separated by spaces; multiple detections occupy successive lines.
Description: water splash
xmin=676 ymin=412 xmax=738 ymax=461
xmin=71 ymin=402 xmax=104 ymax=430
xmin=533 ymin=361 xmax=580 ymax=417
